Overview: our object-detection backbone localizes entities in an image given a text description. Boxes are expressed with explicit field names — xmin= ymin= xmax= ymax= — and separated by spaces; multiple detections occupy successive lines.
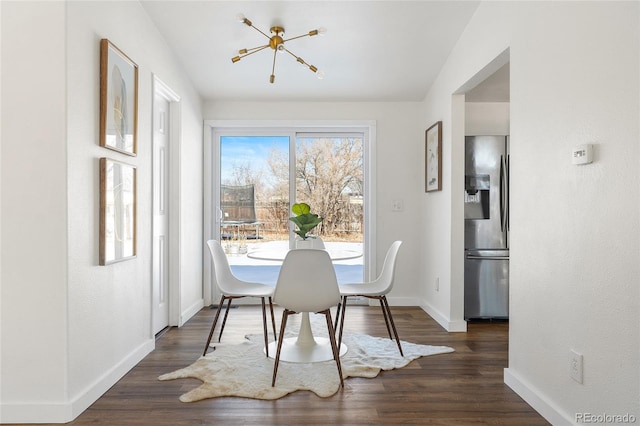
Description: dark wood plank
xmin=38 ymin=306 xmax=549 ymax=425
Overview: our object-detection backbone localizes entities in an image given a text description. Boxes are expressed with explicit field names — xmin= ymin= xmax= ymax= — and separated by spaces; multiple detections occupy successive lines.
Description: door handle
xmin=499 ymin=155 xmax=506 ymax=232
xmin=466 ymin=255 xmax=509 ymax=260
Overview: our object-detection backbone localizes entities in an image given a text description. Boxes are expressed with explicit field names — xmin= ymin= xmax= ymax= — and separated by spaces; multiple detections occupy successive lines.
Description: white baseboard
xmin=180 ymin=298 xmax=205 ymax=326
xmin=0 ymin=338 xmax=155 ymax=424
xmin=504 ymin=368 xmax=574 ymax=426
xmin=419 ymin=300 xmax=467 ymax=332
xmin=385 ymin=296 xmax=420 ymax=306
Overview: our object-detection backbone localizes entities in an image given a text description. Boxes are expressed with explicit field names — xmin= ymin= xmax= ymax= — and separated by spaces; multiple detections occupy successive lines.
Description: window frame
xmin=203 ymin=120 xmax=376 ymax=305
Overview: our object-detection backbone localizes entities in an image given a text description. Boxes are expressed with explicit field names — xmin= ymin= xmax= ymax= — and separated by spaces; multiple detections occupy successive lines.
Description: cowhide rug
xmin=159 ymin=325 xmax=454 ymax=402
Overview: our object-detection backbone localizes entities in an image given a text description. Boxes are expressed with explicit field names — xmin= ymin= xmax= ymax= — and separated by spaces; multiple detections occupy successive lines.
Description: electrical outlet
xmin=569 ymin=350 xmax=583 ymax=383
xmin=435 ymin=277 xmax=440 ymax=292
xmin=391 ymin=199 xmax=404 ymax=212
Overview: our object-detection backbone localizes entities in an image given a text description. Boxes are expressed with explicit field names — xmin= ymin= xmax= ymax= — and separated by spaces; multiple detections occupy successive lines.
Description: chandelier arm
xmin=282 ymin=48 xmax=299 ymax=60
xmin=242 ymin=44 xmax=270 ymax=55
xmin=282 ymin=33 xmax=312 ymax=43
xmin=271 ymin=48 xmax=278 ymax=76
xmin=283 ymin=48 xmax=314 ymax=71
xmin=247 ymin=24 xmax=272 ymax=40
xmin=282 ymin=48 xmax=307 ymax=66
xmin=233 ymin=44 xmax=270 ymax=62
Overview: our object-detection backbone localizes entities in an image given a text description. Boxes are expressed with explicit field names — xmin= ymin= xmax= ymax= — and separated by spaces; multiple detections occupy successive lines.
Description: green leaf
xmin=289 ymin=213 xmax=323 ymax=239
xmin=291 ymin=202 xmax=311 ymax=216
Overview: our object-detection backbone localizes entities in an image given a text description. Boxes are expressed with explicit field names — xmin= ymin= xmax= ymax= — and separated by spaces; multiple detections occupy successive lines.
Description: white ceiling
xmin=140 ymin=1 xmax=484 ymax=102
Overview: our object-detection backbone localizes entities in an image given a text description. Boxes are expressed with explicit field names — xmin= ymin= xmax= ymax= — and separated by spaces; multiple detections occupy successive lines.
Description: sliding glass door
xmin=210 ymin=126 xmax=368 ymax=288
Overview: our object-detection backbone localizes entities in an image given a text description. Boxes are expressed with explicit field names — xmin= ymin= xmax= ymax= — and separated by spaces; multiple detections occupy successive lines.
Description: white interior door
xmin=152 ymin=93 xmax=170 ymax=334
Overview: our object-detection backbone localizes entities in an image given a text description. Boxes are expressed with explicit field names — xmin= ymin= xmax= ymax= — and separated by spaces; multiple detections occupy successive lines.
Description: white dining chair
xmin=203 ymin=240 xmax=277 ymax=357
xmin=334 ymin=241 xmax=404 ymax=356
xmin=271 ymin=249 xmax=344 ymax=387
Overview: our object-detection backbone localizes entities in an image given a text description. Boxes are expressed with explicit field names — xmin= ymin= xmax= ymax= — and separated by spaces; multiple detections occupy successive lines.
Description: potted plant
xmin=289 ymin=203 xmax=323 ymax=249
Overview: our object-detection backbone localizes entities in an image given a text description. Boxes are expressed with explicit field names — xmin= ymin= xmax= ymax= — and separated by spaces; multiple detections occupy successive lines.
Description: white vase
xmin=295 ymin=238 xmax=314 ymax=249
xmin=295 ymin=236 xmax=325 ymax=250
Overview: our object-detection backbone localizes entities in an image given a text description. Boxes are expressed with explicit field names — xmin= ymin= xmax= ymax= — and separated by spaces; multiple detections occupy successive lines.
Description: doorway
xmin=152 ymin=77 xmax=181 ymax=334
xmin=452 ymin=50 xmax=510 ymax=328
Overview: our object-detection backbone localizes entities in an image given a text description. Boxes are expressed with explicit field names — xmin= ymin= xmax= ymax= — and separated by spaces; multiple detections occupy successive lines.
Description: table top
xmin=247 ymin=248 xmax=362 ymax=261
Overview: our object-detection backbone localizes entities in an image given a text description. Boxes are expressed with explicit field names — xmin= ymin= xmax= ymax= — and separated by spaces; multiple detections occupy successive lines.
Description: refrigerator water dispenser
xmin=464 ymin=174 xmax=490 ymax=220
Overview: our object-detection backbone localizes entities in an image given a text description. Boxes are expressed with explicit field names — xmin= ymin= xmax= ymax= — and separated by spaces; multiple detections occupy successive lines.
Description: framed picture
xmin=100 ymin=158 xmax=137 ymax=265
xmin=100 ymin=39 xmax=138 ymax=156
xmin=425 ymin=121 xmax=443 ymax=192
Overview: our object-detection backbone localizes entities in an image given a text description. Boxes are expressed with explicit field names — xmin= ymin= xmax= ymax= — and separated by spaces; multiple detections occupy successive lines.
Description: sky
xmin=220 ymin=135 xmax=289 ymax=183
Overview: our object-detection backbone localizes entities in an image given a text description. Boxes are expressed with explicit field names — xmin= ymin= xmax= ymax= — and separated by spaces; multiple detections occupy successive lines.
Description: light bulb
xmin=316 ymin=70 xmax=325 ymax=80
xmin=317 ymin=27 xmax=327 ymax=36
xmin=236 ymin=13 xmax=245 ymax=22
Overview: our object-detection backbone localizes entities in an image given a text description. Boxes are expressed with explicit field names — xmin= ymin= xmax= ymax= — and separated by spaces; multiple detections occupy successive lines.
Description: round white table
xmin=253 ymin=247 xmax=360 ymax=362
xmin=248 ymin=248 xmax=362 ymax=262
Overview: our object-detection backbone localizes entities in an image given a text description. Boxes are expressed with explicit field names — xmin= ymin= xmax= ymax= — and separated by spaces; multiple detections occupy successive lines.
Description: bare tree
xmin=222 ymin=161 xmax=266 ymax=199
xmin=267 ymin=137 xmax=363 ymax=237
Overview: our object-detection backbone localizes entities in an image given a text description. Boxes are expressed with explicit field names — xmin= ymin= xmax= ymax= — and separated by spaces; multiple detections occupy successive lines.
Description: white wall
xmin=1 ymin=1 xmax=69 ymax=414
xmin=0 ymin=1 xmax=203 ymax=422
xmin=420 ymin=1 xmax=639 ymax=423
xmin=465 ymin=102 xmax=509 ymax=136
xmin=203 ymin=102 xmax=423 ymax=303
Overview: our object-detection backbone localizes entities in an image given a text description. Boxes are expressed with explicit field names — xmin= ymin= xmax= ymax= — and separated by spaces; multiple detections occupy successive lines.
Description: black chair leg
xmin=203 ymin=295 xmax=226 ymax=356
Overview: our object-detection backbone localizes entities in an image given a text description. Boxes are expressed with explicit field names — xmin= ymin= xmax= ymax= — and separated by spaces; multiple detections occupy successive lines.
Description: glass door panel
xmin=295 ymin=135 xmax=364 ymax=283
xmin=219 ymin=135 xmax=289 ymax=285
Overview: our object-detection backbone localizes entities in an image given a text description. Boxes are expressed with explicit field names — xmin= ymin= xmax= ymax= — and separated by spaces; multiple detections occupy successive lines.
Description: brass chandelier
xmin=231 ymin=13 xmax=325 ymax=84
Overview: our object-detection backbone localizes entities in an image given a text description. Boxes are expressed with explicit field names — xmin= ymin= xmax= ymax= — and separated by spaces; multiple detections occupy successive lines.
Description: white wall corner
xmin=419 ymin=301 xmax=467 ymax=332
xmin=0 ymin=339 xmax=155 ymax=424
xmin=504 ymin=368 xmax=574 ymax=426
xmin=180 ymin=298 xmax=205 ymax=327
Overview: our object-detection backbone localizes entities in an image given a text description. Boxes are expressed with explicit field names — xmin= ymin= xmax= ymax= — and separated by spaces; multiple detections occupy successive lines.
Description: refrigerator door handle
xmin=499 ymin=155 xmax=506 ymax=232
xmin=466 ymin=254 xmax=510 ymax=260
xmin=506 ymin=154 xmax=510 ymax=232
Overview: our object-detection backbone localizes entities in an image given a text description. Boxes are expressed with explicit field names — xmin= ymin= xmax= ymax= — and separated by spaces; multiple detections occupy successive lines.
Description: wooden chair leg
xmin=217 ymin=297 xmax=234 ymax=342
xmin=272 ymin=309 xmax=290 ymax=387
xmin=333 ymin=300 xmax=342 ymax=331
xmin=203 ymin=295 xmax=226 ymax=356
xmin=381 ymin=296 xmax=403 ymax=356
xmin=337 ymin=296 xmax=348 ymax=350
xmin=377 ymin=296 xmax=393 ymax=340
xmin=323 ymin=309 xmax=344 ymax=388
xmin=268 ymin=297 xmax=277 ymax=341
xmin=261 ymin=297 xmax=269 ymax=357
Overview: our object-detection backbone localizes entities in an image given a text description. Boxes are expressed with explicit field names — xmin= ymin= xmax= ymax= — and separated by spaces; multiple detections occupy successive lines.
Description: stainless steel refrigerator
xmin=464 ymin=135 xmax=509 ymax=320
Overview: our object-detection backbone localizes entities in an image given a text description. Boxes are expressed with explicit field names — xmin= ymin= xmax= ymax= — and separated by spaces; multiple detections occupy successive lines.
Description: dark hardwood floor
xmin=48 ymin=306 xmax=548 ymax=425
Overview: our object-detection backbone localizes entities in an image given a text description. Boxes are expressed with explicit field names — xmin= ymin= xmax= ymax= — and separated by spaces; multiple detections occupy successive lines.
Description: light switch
xmin=572 ymin=144 xmax=593 ymax=165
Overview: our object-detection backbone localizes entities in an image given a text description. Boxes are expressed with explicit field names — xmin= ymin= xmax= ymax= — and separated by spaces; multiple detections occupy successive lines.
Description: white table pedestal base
xmin=265 ymin=312 xmax=348 ymax=362
xmin=266 ymin=337 xmax=348 ymax=363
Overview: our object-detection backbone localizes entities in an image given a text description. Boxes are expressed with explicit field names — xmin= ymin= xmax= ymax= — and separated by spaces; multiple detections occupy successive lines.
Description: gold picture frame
xmin=100 ymin=158 xmax=137 ymax=265
xmin=425 ymin=121 xmax=443 ymax=192
xmin=100 ymin=39 xmax=138 ymax=156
